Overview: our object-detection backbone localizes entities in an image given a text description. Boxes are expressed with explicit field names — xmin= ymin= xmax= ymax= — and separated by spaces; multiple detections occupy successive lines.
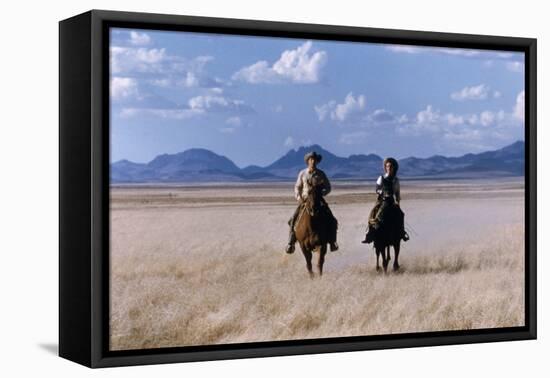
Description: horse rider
xmin=285 ymin=151 xmax=339 ymax=254
xmin=362 ymin=157 xmax=409 ymax=244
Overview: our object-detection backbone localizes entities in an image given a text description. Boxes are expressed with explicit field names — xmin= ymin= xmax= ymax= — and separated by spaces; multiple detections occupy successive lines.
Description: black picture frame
xmin=59 ymin=9 xmax=537 ymax=368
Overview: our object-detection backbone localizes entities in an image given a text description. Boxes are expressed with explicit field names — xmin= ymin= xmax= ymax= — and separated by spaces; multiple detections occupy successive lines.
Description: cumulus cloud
xmin=284 ymin=136 xmax=295 ymax=147
xmin=386 ymin=44 xmax=523 ymax=64
xmin=232 ymin=41 xmax=327 ymax=84
xmin=514 ymin=90 xmax=525 ymax=121
xmin=129 ymin=31 xmax=151 ymax=46
xmin=385 ymin=45 xmax=424 ymax=54
xmin=478 ymin=110 xmax=505 ymax=126
xmin=188 ymin=94 xmax=253 ymax=114
xmin=315 ymin=93 xmax=367 ymax=122
xmin=225 ymin=116 xmax=242 ymax=127
xmin=110 ymin=46 xmax=167 ymax=74
xmin=118 ymin=93 xmax=253 ymax=120
xmin=110 ymin=77 xmax=138 ymax=100
xmin=386 ymin=45 xmax=482 ymax=57
xmin=506 ymin=61 xmax=524 ymax=73
xmin=339 ymin=131 xmax=369 ymax=145
xmin=368 ymin=109 xmax=408 ymax=125
xmin=119 ymin=107 xmax=203 ymax=120
xmin=110 ymin=45 xmax=221 ymax=90
xmin=396 ymin=102 xmax=520 ymax=153
xmin=416 ymin=105 xmax=441 ymax=126
xmin=451 ymin=84 xmax=490 ymax=101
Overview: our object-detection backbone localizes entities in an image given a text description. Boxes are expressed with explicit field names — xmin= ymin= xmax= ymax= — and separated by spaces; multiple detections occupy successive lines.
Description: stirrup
xmin=402 ymin=232 xmax=410 ymax=241
xmin=330 ymin=242 xmax=339 ymax=252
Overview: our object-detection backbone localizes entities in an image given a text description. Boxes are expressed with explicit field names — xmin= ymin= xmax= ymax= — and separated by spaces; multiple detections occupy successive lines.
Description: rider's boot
xmin=362 ymin=225 xmax=376 ymax=244
xmin=285 ymin=230 xmax=297 ymax=254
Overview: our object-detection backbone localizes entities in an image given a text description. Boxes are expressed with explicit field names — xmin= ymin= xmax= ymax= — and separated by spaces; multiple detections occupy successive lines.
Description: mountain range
xmin=110 ymin=141 xmax=525 ymax=183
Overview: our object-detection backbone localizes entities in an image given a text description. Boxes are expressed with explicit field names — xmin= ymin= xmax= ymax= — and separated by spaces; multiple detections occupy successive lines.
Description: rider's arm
xmin=321 ymin=172 xmax=331 ymax=196
xmin=294 ymin=170 xmax=303 ymax=201
xmin=375 ymin=175 xmax=383 ymax=195
xmin=394 ymin=177 xmax=401 ymax=205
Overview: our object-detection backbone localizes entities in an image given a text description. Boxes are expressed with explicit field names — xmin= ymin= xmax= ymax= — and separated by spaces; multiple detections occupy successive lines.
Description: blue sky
xmin=110 ymin=28 xmax=525 ymax=167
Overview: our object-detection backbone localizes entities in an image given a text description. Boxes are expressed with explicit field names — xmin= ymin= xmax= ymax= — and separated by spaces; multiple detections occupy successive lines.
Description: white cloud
xmin=225 ymin=116 xmax=242 ymax=127
xmin=445 ymin=113 xmax=465 ymax=126
xmin=284 ymin=136 xmax=295 ymax=147
xmin=433 ymin=47 xmax=481 ymax=57
xmin=110 ymin=47 xmax=221 ymax=90
xmin=416 ymin=105 xmax=441 ymax=125
xmin=339 ymin=131 xmax=369 ymax=145
xmin=188 ymin=95 xmax=252 ymax=114
xmin=514 ymin=90 xmax=525 ymax=121
xmin=110 ymin=77 xmax=138 ymax=100
xmin=493 ymin=90 xmax=502 ymax=98
xmin=232 ymin=41 xmax=327 ymax=84
xmin=386 ymin=45 xmax=482 ymax=57
xmin=480 ymin=111 xmax=496 ymax=126
xmin=181 ymin=71 xmax=200 ymax=88
xmin=506 ymin=61 xmax=524 ymax=73
xmin=314 ymin=101 xmax=334 ymax=121
xmin=110 ymin=47 xmax=166 ymax=74
xmin=367 ymin=109 xmax=407 ymax=125
xmin=451 ymin=84 xmax=490 ymax=101
xmin=119 ymin=107 xmax=203 ymax=120
xmin=149 ymin=78 xmax=170 ymax=87
xmin=129 ymin=31 xmax=151 ymax=46
xmin=386 ymin=45 xmax=523 ymax=63
xmin=334 ymin=93 xmax=366 ymax=121
xmin=315 ymin=92 xmax=367 ymax=122
xmin=385 ymin=45 xmax=424 ymax=54
xmin=397 ymin=102 xmax=521 ymax=153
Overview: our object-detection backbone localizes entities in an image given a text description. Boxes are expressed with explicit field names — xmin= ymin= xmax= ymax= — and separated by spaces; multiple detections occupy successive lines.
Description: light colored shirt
xmin=294 ymin=168 xmax=331 ymax=201
xmin=376 ymin=173 xmax=401 ymax=202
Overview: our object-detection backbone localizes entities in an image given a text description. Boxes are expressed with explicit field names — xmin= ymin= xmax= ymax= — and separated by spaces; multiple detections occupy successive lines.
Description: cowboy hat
xmin=304 ymin=151 xmax=322 ymax=163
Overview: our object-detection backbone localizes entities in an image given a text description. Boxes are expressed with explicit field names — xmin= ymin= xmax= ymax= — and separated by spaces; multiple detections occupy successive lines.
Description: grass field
xmin=109 ymin=178 xmax=525 ymax=350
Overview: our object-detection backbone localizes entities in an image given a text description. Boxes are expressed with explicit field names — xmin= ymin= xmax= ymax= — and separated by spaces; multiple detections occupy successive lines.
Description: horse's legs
xmin=317 ymin=245 xmax=327 ymax=276
xmin=382 ymin=246 xmax=389 ymax=273
xmin=375 ymin=248 xmax=381 ymax=272
xmin=393 ymin=242 xmax=401 ymax=271
xmin=300 ymin=243 xmax=314 ymax=278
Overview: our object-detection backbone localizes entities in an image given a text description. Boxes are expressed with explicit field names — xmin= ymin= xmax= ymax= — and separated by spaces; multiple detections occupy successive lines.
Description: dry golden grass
xmin=109 ymin=179 xmax=525 ymax=351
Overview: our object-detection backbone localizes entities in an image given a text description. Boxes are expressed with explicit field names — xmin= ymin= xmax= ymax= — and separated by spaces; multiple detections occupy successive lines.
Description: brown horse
xmin=294 ymin=186 xmax=336 ymax=277
xmin=371 ymin=204 xmax=403 ymax=272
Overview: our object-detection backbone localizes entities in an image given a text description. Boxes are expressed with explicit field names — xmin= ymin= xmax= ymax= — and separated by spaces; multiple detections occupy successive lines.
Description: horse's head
xmin=304 ymin=178 xmax=323 ymax=217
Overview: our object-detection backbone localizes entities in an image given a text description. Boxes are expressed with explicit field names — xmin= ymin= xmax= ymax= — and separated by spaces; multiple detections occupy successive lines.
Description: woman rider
xmin=362 ymin=157 xmax=409 ymax=244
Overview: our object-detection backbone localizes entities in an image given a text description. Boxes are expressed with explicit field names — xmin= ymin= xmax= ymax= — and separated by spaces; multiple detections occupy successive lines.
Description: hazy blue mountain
xmin=110 ymin=141 xmax=525 ymax=183
xmin=399 ymin=140 xmax=525 ymax=177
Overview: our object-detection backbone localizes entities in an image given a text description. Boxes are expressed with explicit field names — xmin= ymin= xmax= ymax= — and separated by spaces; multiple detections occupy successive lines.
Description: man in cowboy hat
xmin=362 ymin=157 xmax=409 ymax=243
xmin=285 ymin=151 xmax=339 ymax=254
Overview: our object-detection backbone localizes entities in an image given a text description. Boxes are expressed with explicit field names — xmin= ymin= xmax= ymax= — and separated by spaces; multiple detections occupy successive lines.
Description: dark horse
xmin=371 ymin=204 xmax=403 ymax=273
xmin=294 ymin=185 xmax=337 ymax=278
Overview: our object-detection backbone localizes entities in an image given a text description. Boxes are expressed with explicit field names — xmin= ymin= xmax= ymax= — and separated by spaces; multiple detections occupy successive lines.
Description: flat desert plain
xmin=109 ymin=178 xmax=525 ymax=351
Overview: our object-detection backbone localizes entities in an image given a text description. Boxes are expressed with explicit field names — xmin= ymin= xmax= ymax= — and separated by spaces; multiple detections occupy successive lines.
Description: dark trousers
xmin=374 ymin=198 xmax=393 ymax=225
xmin=369 ymin=197 xmax=405 ymax=234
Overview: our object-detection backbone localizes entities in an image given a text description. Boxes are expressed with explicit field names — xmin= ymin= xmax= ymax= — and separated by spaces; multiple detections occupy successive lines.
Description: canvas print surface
xmin=109 ymin=27 xmax=525 ymax=351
